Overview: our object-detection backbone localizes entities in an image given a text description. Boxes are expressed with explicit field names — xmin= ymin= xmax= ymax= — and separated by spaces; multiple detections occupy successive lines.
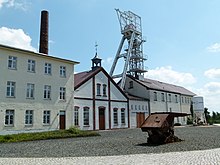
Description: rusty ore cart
xmin=141 ymin=112 xmax=189 ymax=144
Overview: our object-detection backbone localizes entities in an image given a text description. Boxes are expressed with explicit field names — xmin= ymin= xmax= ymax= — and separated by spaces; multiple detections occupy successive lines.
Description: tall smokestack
xmin=39 ymin=10 xmax=49 ymax=54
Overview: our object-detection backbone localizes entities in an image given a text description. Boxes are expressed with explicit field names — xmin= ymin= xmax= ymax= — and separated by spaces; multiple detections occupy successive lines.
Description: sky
xmin=1 ymin=0 xmax=220 ymax=113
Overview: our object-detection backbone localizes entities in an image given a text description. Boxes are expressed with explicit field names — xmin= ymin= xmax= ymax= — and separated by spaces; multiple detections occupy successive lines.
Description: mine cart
xmin=141 ymin=112 xmax=188 ymax=144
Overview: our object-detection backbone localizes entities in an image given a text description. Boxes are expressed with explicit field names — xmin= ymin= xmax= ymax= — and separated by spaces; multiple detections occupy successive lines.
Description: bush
xmin=66 ymin=127 xmax=81 ymax=134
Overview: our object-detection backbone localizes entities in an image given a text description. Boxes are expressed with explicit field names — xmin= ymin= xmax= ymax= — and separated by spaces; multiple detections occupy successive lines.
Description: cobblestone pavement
xmin=0 ymin=148 xmax=220 ymax=165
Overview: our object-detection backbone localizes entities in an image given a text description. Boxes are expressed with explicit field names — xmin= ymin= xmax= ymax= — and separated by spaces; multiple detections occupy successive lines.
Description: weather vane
xmin=95 ymin=42 xmax=98 ymax=54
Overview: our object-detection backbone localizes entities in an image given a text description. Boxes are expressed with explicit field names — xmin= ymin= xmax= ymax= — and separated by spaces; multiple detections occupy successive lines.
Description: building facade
xmin=0 ymin=44 xmax=78 ymax=134
xmin=124 ymin=75 xmax=195 ymax=125
xmin=74 ymin=55 xmax=129 ymax=130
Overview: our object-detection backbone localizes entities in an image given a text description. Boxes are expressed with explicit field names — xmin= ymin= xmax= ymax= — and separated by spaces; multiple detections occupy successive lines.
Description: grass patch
xmin=0 ymin=127 xmax=100 ymax=143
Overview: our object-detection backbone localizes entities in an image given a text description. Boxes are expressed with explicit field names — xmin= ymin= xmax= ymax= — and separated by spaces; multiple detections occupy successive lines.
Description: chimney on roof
xmin=39 ymin=10 xmax=49 ymax=54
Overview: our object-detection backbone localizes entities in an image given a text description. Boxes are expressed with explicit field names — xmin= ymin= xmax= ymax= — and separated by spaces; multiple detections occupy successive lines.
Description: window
xmin=142 ymin=105 xmax=144 ymax=110
xmin=60 ymin=66 xmax=66 ymax=77
xmin=44 ymin=63 xmax=52 ymax=75
xmin=145 ymin=106 xmax=148 ymax=110
xmin=6 ymin=81 xmax=16 ymax=97
xmin=27 ymin=59 xmax=35 ymax=72
xmin=74 ymin=106 xmax=79 ymax=126
xmin=43 ymin=110 xmax=50 ymax=124
xmin=161 ymin=93 xmax=165 ymax=102
xmin=121 ymin=109 xmax=125 ymax=125
xmin=25 ymin=110 xmax=33 ymax=125
xmin=175 ymin=95 xmax=178 ymax=103
xmin=113 ymin=108 xmax=118 ymax=125
xmin=131 ymin=105 xmax=133 ymax=110
xmin=154 ymin=92 xmax=157 ymax=101
xmin=5 ymin=110 xmax=14 ymax=126
xmin=83 ymin=107 xmax=89 ymax=126
xmin=168 ymin=94 xmax=171 ymax=102
xmin=60 ymin=87 xmax=66 ymax=100
xmin=97 ymin=83 xmax=101 ymax=96
xmin=8 ymin=56 xmax=17 ymax=69
xmin=26 ymin=83 xmax=34 ymax=99
xmin=129 ymin=81 xmax=133 ymax=89
xmin=135 ymin=105 xmax=137 ymax=110
xmin=103 ymin=84 xmax=107 ymax=96
xmin=181 ymin=97 xmax=184 ymax=103
xmin=44 ymin=85 xmax=51 ymax=99
xmin=138 ymin=105 xmax=141 ymax=110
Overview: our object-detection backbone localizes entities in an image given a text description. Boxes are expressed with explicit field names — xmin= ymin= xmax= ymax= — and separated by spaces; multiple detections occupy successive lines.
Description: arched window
xmin=113 ymin=108 xmax=118 ymax=125
xmin=74 ymin=106 xmax=79 ymax=126
xmin=83 ymin=107 xmax=90 ymax=126
xmin=121 ymin=108 xmax=125 ymax=125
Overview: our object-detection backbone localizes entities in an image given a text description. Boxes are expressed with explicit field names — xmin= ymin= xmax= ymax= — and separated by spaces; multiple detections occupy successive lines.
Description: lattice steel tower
xmin=110 ymin=9 xmax=147 ymax=89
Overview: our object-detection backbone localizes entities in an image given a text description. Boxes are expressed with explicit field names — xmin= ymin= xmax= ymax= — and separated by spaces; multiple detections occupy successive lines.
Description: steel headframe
xmin=110 ymin=9 xmax=147 ymax=89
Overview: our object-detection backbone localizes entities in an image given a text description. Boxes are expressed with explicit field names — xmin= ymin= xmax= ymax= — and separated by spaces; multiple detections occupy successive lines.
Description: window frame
xmin=59 ymin=87 xmax=66 ymax=100
xmin=161 ymin=93 xmax=165 ymax=102
xmin=27 ymin=59 xmax=36 ymax=73
xmin=44 ymin=63 xmax=52 ymax=75
xmin=26 ymin=83 xmax=35 ymax=99
xmin=60 ymin=66 xmax=66 ymax=77
xmin=113 ymin=108 xmax=118 ymax=126
xmin=153 ymin=92 xmax=157 ymax=101
xmin=44 ymin=85 xmax=51 ymax=100
xmin=83 ymin=107 xmax=90 ymax=126
xmin=129 ymin=81 xmax=133 ymax=89
xmin=96 ymin=83 xmax=101 ymax=96
xmin=103 ymin=84 xmax=107 ymax=97
xmin=121 ymin=108 xmax=126 ymax=125
xmin=8 ymin=56 xmax=17 ymax=70
xmin=43 ymin=110 xmax=50 ymax=125
xmin=5 ymin=110 xmax=14 ymax=126
xmin=25 ymin=110 xmax=33 ymax=125
xmin=6 ymin=81 xmax=16 ymax=97
xmin=74 ymin=106 xmax=79 ymax=126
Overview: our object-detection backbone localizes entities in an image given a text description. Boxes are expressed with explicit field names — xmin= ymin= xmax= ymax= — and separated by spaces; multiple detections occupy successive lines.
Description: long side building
xmin=124 ymin=75 xmax=195 ymax=126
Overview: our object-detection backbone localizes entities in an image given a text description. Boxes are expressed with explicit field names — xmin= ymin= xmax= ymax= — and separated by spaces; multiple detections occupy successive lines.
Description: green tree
xmin=204 ymin=107 xmax=211 ymax=124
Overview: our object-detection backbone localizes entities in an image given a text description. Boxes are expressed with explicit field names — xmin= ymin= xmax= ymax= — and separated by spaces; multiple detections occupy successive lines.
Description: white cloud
xmin=0 ymin=27 xmax=36 ymax=52
xmin=204 ymin=68 xmax=220 ymax=79
xmin=195 ymin=82 xmax=220 ymax=112
xmin=207 ymin=43 xmax=220 ymax=52
xmin=145 ymin=66 xmax=196 ymax=86
xmin=0 ymin=0 xmax=28 ymax=10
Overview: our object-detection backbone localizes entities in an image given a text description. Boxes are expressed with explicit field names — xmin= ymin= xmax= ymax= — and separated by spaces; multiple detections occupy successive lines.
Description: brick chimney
xmin=39 ymin=10 xmax=49 ymax=54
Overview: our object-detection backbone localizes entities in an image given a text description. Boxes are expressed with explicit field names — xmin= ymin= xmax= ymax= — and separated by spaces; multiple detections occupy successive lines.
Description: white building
xmin=127 ymin=93 xmax=149 ymax=128
xmin=0 ymin=44 xmax=78 ymax=134
xmin=74 ymin=54 xmax=129 ymax=130
xmin=192 ymin=96 xmax=206 ymax=124
xmin=124 ymin=75 xmax=195 ymax=125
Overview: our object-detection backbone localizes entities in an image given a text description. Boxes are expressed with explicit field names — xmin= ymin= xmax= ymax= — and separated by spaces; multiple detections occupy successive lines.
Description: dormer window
xmin=129 ymin=81 xmax=133 ymax=89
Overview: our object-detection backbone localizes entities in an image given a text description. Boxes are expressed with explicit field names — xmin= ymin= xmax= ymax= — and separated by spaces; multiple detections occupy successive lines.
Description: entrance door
xmin=136 ymin=112 xmax=145 ymax=128
xmin=59 ymin=111 xmax=66 ymax=130
xmin=99 ymin=108 xmax=105 ymax=130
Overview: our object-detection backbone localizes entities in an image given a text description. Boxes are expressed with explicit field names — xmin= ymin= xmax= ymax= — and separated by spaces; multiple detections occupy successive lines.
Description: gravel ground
xmin=0 ymin=126 xmax=220 ymax=158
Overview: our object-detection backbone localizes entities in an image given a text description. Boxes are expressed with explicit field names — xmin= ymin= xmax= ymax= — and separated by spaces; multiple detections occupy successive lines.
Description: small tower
xmin=91 ymin=43 xmax=102 ymax=70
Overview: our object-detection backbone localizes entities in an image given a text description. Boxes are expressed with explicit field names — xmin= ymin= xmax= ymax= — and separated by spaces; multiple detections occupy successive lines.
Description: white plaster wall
xmin=73 ymin=99 xmax=93 ymax=130
xmin=129 ymin=100 xmax=149 ymax=128
xmin=74 ymin=79 xmax=93 ymax=98
xmin=111 ymin=102 xmax=128 ymax=129
xmin=0 ymin=47 xmax=75 ymax=132
xmin=124 ymin=77 xmax=149 ymax=99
